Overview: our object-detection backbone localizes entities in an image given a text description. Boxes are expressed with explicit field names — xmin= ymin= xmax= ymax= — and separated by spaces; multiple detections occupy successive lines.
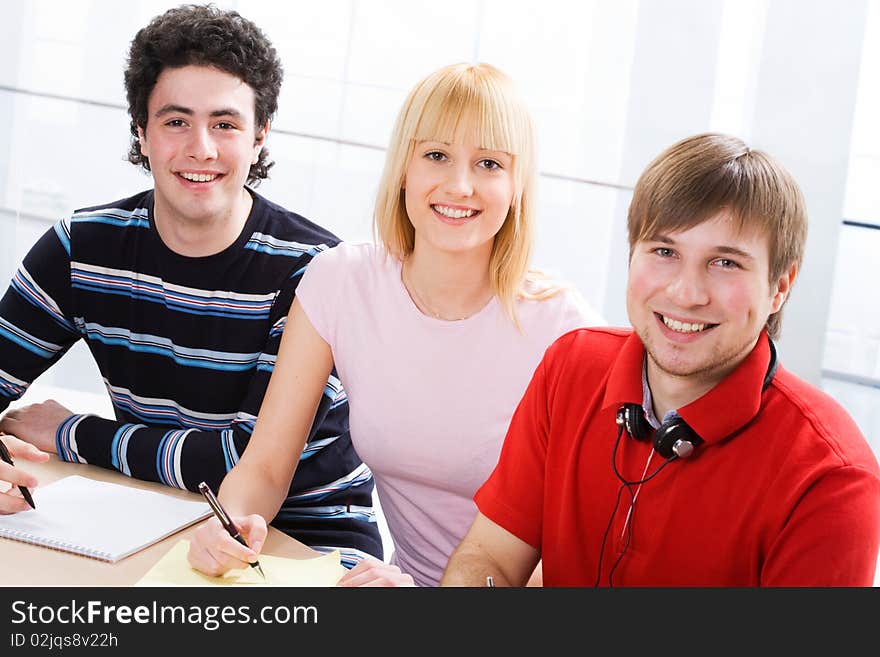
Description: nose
xmin=442 ymin=162 xmax=474 ymax=198
xmin=186 ymin=125 xmax=218 ymax=161
xmin=666 ymin=264 xmax=710 ymax=307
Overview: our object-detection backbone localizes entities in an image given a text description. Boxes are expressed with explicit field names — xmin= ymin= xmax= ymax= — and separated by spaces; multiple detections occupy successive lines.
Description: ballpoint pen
xmin=0 ymin=434 xmax=36 ymax=509
xmin=198 ymin=481 xmax=265 ymax=580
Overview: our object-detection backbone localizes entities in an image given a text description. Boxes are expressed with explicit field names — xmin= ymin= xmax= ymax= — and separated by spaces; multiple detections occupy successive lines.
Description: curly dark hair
xmin=124 ymin=4 xmax=283 ymax=185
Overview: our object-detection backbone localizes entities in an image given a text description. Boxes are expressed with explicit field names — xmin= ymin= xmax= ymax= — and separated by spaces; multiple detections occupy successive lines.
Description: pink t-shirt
xmin=297 ymin=242 xmax=602 ymax=586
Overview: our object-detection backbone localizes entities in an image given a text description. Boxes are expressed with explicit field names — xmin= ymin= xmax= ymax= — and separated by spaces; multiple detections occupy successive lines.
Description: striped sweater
xmin=0 ymin=189 xmax=382 ymax=562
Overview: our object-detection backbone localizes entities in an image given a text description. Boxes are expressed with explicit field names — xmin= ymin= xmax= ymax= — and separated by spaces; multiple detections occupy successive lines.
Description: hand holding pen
xmin=197 ymin=481 xmax=266 ymax=580
xmin=0 ymin=432 xmax=49 ymax=513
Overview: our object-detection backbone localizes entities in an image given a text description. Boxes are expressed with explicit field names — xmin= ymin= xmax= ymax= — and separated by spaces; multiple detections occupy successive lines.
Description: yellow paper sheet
xmin=135 ymin=540 xmax=345 ymax=587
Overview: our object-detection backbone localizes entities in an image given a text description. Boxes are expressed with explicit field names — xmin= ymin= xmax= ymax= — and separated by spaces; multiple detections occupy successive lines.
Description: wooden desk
xmin=0 ymin=457 xmax=317 ymax=585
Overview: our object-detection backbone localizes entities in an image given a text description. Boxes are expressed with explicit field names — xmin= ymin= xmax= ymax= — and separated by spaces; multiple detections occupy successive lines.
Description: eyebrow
xmin=154 ymin=105 xmax=244 ymax=119
xmin=650 ymin=235 xmax=756 ymax=260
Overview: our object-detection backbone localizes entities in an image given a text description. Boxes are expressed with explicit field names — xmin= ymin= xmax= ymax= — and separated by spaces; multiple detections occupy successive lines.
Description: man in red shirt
xmin=441 ymin=133 xmax=880 ymax=586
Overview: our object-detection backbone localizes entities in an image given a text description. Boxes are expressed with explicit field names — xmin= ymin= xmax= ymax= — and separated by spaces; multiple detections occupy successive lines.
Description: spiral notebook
xmin=0 ymin=475 xmax=212 ymax=562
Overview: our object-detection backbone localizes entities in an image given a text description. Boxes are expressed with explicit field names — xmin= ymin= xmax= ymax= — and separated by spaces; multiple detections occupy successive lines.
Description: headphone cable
xmin=594 ymin=424 xmax=676 ymax=587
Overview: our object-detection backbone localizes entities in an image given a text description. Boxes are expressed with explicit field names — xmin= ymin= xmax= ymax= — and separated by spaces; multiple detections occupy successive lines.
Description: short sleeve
xmin=296 ymin=243 xmax=348 ymax=348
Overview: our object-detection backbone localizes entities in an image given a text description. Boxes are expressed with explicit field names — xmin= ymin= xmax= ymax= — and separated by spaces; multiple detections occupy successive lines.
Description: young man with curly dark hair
xmin=0 ymin=4 xmax=383 ymax=566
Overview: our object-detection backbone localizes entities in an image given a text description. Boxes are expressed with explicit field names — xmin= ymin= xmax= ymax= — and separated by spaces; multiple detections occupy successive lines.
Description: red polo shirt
xmin=475 ymin=328 xmax=880 ymax=586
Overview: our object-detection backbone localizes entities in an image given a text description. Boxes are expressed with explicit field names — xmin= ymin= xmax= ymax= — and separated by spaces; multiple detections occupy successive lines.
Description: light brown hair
xmin=627 ymin=133 xmax=807 ymax=339
xmin=374 ymin=62 xmax=563 ymax=324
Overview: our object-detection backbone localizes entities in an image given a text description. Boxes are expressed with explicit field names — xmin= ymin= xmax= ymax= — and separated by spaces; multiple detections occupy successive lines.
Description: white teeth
xmin=180 ymin=172 xmax=218 ymax=182
xmin=662 ymin=316 xmax=708 ymax=333
xmin=433 ymin=205 xmax=477 ymax=219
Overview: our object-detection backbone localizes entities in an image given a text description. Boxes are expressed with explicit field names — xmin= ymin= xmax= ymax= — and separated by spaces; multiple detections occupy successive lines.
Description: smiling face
xmin=626 ymin=210 xmax=794 ymax=395
xmin=137 ymin=65 xmax=267 ymax=228
xmin=403 ymin=137 xmax=515 ymax=261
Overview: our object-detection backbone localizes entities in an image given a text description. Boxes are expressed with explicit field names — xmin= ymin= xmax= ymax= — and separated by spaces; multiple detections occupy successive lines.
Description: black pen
xmin=198 ymin=481 xmax=265 ymax=580
xmin=0 ymin=435 xmax=36 ymax=509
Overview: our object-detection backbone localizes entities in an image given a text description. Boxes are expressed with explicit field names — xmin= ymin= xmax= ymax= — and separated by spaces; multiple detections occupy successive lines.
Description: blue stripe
xmin=71 ymin=216 xmax=150 ymax=228
xmin=288 ymin=471 xmax=372 ymax=504
xmin=85 ymin=331 xmax=257 ymax=372
xmin=55 ymin=414 xmax=80 ymax=462
xmin=110 ymin=424 xmax=127 ymax=471
xmin=110 ymin=423 xmax=143 ymax=472
xmin=232 ymin=418 xmax=256 ymax=435
xmin=108 ymin=392 xmax=233 ymax=429
xmin=244 ymin=243 xmax=322 ymax=258
xmin=72 ymin=271 xmax=272 ymax=310
xmin=156 ymin=431 xmax=177 ymax=486
xmin=0 ymin=324 xmax=55 ymax=358
xmin=0 ymin=386 xmax=23 ymax=399
xmin=275 ymin=508 xmax=375 ymax=522
xmin=11 ymin=276 xmax=77 ymax=334
xmin=71 ymin=282 xmax=271 ymax=320
xmin=53 ymin=222 xmax=71 ymax=256
xmin=300 ymin=435 xmax=339 ymax=461
xmin=220 ymin=429 xmax=235 ymax=472
xmin=166 ymin=431 xmax=186 ymax=488
xmin=111 ymin=402 xmax=220 ymax=428
xmin=0 ymin=377 xmax=25 ymax=398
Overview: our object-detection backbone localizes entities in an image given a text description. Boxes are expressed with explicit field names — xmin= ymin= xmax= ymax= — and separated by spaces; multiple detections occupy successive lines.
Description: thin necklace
xmin=401 ymin=260 xmax=490 ymax=322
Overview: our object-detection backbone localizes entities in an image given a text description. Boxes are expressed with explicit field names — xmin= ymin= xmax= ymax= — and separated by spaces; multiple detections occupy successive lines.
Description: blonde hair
xmin=374 ymin=62 xmax=563 ymax=324
xmin=627 ymin=133 xmax=807 ymax=340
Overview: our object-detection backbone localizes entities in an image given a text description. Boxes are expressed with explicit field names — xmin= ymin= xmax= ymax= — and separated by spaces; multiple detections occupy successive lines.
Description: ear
xmin=252 ymin=120 xmax=270 ymax=164
xmin=769 ymin=262 xmax=798 ymax=314
xmin=137 ymin=125 xmax=149 ymax=158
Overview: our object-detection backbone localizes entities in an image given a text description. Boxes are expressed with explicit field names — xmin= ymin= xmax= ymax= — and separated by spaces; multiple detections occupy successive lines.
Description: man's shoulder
xmin=72 ymin=190 xmax=153 ymax=217
xmin=549 ymin=326 xmax=632 ymax=360
xmin=251 ymin=191 xmax=341 ymax=248
xmin=540 ymin=326 xmax=633 ymax=384
xmin=770 ymin=368 xmax=878 ymax=472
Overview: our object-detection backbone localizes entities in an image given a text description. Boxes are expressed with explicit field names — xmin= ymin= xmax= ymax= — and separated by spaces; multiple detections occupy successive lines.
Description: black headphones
xmin=596 ymin=336 xmax=779 ymax=586
xmin=615 ymin=337 xmax=778 ymax=459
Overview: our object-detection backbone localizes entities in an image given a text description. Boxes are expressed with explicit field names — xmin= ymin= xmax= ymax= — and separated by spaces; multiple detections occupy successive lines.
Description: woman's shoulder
xmin=309 ymin=241 xmax=395 ymax=275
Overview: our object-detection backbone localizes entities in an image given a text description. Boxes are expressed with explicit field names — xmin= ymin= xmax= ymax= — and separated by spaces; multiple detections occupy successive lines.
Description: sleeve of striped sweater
xmin=2 ymin=225 xmax=349 ymax=498
xmin=0 ymin=224 xmax=82 ymax=412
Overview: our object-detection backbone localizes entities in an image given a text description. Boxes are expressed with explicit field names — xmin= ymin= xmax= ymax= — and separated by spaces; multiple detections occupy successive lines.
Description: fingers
xmin=0 ymin=435 xmax=50 ymax=462
xmin=0 ymin=457 xmax=39 ymax=492
xmin=187 ymin=515 xmax=265 ymax=577
xmin=237 ymin=515 xmax=268 ymax=554
xmin=336 ymin=557 xmax=415 ymax=587
xmin=0 ymin=489 xmax=33 ymax=515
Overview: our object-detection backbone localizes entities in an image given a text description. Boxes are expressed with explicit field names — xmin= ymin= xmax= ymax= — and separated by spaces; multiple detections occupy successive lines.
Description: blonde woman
xmin=188 ymin=63 xmax=603 ymax=586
